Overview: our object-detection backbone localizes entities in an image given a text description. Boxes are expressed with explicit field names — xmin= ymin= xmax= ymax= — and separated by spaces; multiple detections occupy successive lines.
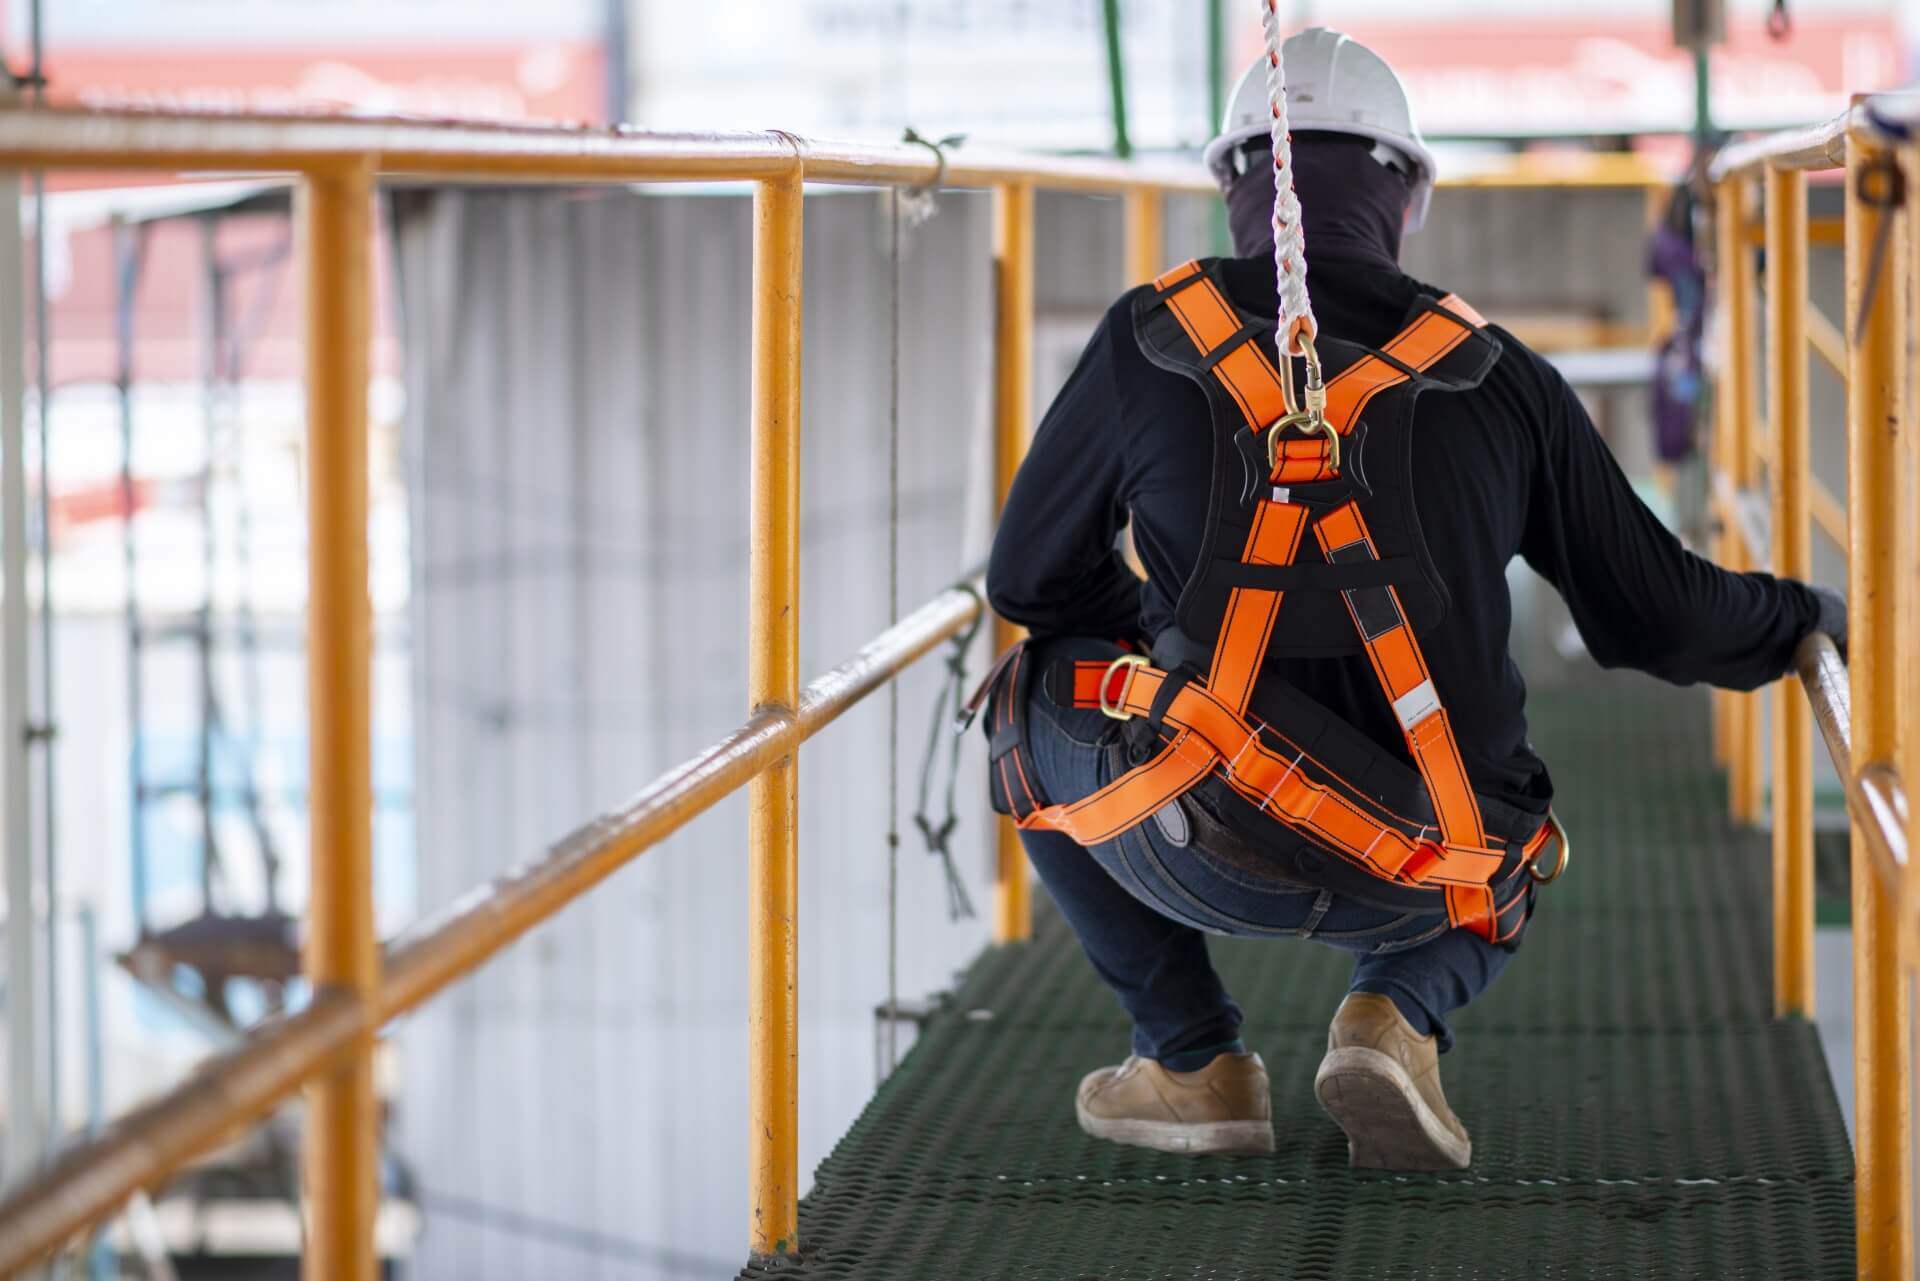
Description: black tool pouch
xmin=961 ymin=639 xmax=1049 ymax=822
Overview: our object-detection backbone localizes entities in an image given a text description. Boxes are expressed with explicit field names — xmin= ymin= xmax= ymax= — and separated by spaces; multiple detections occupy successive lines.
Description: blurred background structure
xmin=0 ymin=1 xmax=1912 ymax=1277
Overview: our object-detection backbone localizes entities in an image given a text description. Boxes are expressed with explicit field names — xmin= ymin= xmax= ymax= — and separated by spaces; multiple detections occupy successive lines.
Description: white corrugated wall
xmin=390 ymin=184 xmax=1217 ymax=1279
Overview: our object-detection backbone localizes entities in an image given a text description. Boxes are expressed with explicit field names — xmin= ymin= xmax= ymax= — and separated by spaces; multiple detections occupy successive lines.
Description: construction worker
xmin=982 ymin=28 xmax=1844 ymax=1170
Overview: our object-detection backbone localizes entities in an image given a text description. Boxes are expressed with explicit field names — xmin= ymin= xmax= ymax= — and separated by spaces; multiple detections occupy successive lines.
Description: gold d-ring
xmin=1098 ymin=654 xmax=1150 ymax=721
xmin=1528 ymin=811 xmax=1571 ymax=884
xmin=1267 ymin=410 xmax=1342 ymax=474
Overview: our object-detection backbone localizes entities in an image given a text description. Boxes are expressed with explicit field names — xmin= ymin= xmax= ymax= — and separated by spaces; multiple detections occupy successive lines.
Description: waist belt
xmin=1023 ymin=650 xmax=1564 ymax=933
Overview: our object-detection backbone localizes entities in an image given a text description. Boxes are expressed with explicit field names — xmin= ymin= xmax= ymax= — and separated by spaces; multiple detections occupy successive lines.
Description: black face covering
xmin=1224 ymin=133 xmax=1414 ymax=272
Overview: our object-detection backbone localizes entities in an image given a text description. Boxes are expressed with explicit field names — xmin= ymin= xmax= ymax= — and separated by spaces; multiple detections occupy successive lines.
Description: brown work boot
xmin=1314 ymin=993 xmax=1471 ymax=1170
xmin=1075 ymin=1051 xmax=1274 ymax=1155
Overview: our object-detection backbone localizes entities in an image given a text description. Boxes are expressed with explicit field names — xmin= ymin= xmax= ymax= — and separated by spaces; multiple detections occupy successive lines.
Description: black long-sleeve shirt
xmin=987 ymin=249 xmax=1820 ymax=809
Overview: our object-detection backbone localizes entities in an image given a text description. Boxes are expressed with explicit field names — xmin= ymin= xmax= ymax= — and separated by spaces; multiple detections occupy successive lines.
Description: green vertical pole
xmin=1693 ymin=47 xmax=1713 ymax=142
xmin=1102 ymin=0 xmax=1132 ymax=158
xmin=1207 ymin=0 xmax=1226 ymax=137
xmin=1207 ymin=0 xmax=1230 ymax=253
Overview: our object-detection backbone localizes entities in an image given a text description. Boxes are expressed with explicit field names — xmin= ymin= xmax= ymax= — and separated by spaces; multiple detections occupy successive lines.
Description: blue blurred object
xmin=1646 ymin=184 xmax=1708 ymax=464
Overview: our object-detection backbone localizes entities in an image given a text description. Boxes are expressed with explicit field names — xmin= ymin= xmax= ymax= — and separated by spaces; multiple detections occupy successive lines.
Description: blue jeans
xmin=1015 ymin=638 xmax=1517 ymax=1058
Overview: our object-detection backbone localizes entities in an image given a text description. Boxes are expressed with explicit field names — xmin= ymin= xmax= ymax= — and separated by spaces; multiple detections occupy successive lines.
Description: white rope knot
xmin=1261 ymin=0 xmax=1316 ymax=364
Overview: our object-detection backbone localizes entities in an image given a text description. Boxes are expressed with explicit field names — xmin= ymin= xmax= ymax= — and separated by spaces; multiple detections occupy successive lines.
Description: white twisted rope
xmin=1261 ymin=0 xmax=1316 ymax=356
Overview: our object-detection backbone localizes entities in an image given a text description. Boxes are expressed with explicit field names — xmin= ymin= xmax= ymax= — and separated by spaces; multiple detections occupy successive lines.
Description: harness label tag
xmin=1391 ymin=679 xmax=1441 ymax=731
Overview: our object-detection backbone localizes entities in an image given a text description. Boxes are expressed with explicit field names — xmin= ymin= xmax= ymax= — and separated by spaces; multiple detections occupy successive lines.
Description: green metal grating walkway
xmin=742 ymin=672 xmax=1854 ymax=1279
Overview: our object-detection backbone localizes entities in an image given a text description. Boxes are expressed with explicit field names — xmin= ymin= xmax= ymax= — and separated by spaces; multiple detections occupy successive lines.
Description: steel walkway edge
xmin=741 ymin=671 xmax=1854 ymax=1280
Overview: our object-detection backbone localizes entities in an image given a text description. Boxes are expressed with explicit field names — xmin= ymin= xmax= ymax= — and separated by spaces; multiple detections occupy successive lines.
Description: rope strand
xmin=1261 ymin=0 xmax=1315 ymax=354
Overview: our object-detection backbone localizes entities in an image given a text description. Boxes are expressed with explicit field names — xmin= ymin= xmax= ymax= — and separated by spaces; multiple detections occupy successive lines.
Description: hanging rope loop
xmin=912 ymin=583 xmax=984 ymax=922
xmin=899 ymin=127 xmax=966 ymax=228
xmin=1262 ymin=0 xmax=1316 ymax=355
xmin=1260 ymin=0 xmax=1331 ymax=454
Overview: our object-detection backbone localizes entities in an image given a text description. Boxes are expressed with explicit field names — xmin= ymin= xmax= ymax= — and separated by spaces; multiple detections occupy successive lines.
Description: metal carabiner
xmin=1271 ymin=329 xmax=1338 ymax=474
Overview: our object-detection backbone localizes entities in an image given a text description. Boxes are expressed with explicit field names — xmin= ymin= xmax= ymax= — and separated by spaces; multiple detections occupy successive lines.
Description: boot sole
xmin=1314 ymin=1046 xmax=1471 ymax=1171
xmin=1074 ymin=1098 xmax=1275 ymax=1156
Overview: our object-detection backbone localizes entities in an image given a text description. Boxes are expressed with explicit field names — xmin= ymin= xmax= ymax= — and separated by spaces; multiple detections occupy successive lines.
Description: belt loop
xmin=1145 ymin=664 xmax=1198 ymax=735
xmin=1298 ymin=888 xmax=1334 ymax=938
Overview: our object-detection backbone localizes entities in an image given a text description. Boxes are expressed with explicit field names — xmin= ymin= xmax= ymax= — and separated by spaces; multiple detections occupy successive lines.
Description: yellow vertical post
xmin=1904 ymin=148 xmax=1920 ymax=1275
xmin=747 ymin=171 xmax=804 ymax=1262
xmin=1846 ymin=122 xmax=1911 ymax=1281
xmin=1723 ymin=177 xmax=1764 ymax=825
xmin=1710 ymin=182 xmax=1740 ymax=769
xmin=1123 ymin=187 xmax=1164 ymax=287
xmin=300 ymin=160 xmax=378 ymax=1281
xmin=992 ymin=182 xmax=1035 ymax=945
xmin=1764 ymin=163 xmax=1813 ymax=1018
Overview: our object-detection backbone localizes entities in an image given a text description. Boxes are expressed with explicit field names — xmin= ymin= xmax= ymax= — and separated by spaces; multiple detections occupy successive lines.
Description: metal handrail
xmin=1794 ymin=633 xmax=1850 ymax=782
xmin=1717 ymin=105 xmax=1918 ymax=1279
xmin=0 ymin=103 xmax=1214 ymax=192
xmin=1855 ymin=765 xmax=1911 ymax=883
xmin=1710 ymin=92 xmax=1920 ymax=180
xmin=0 ymin=581 xmax=986 ymax=1275
xmin=1794 ymin=632 xmax=1910 ymax=898
xmin=1710 ymin=105 xmax=1860 ymax=179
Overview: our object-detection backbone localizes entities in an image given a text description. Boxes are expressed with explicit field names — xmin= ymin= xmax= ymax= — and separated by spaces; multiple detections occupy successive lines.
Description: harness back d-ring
xmin=1267 ymin=409 xmax=1342 ymax=474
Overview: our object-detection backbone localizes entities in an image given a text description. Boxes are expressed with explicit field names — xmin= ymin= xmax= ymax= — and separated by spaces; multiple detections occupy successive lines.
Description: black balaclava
xmin=1224 ymin=132 xmax=1414 ymax=272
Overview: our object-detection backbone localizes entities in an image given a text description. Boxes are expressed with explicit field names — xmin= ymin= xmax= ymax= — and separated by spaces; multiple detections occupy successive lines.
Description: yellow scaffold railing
xmin=0 ymin=103 xmax=1676 ymax=1279
xmin=1708 ymin=93 xmax=1920 ymax=1281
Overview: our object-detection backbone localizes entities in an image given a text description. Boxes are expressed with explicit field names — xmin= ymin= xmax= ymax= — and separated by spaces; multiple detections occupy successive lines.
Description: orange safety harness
xmin=977 ymin=259 xmax=1566 ymax=945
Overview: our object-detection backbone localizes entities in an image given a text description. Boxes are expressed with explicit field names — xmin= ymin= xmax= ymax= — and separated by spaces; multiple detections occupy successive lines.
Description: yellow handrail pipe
xmin=1715 ymin=102 xmax=1918 ymax=1281
xmin=1766 ymin=161 xmax=1814 ymax=1018
xmin=1125 ymin=187 xmax=1165 ymax=288
xmin=300 ymin=158 xmax=381 ymax=1281
xmin=0 ymin=581 xmax=989 ymax=1276
xmin=1844 ymin=118 xmax=1912 ymax=1281
xmin=1717 ymin=174 xmax=1765 ymax=825
xmin=746 ymin=171 xmax=806 ymax=1262
xmin=991 ymin=182 xmax=1036 ymax=945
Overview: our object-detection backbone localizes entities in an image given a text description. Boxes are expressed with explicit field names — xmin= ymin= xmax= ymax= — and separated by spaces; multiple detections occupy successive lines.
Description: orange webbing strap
xmin=1207 ymin=500 xmax=1308 ymax=715
xmin=1154 ymin=266 xmax=1346 ymax=489
xmin=1159 ymin=269 xmax=1294 ymax=434
xmin=1154 ymin=260 xmax=1203 ymax=291
xmin=1014 ymin=725 xmax=1217 ymax=846
xmin=1321 ymin=295 xmax=1484 ymax=435
xmin=1311 ymin=500 xmax=1502 ymax=932
xmin=1046 ymin=661 xmax=1506 ymax=889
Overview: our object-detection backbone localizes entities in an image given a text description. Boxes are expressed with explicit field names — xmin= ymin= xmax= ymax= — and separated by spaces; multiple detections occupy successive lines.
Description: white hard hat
xmin=1202 ymin=27 xmax=1438 ymax=233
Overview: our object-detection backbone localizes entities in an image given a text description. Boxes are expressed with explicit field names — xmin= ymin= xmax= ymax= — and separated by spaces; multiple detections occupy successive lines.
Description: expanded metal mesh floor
xmin=741 ymin=674 xmax=1854 ymax=1279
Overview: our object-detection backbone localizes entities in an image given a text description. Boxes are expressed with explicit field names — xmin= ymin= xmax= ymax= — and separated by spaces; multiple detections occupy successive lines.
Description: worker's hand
xmin=1808 ymin=584 xmax=1848 ymax=663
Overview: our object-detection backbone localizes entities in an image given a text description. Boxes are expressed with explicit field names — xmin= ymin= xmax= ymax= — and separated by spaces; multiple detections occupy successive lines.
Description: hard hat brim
xmin=1200 ymin=122 xmax=1437 ymax=234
